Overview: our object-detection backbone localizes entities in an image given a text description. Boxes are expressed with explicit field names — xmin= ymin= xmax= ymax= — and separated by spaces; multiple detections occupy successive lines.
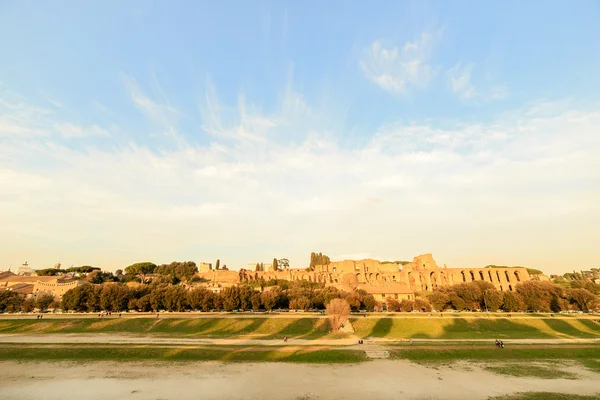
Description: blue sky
xmin=1 ymin=1 xmax=599 ymax=273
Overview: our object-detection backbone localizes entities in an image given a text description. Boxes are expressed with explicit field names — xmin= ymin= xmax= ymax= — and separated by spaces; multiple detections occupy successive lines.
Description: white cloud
xmin=1 ymin=81 xmax=599 ymax=273
xmin=360 ymin=33 xmax=439 ymax=94
xmin=448 ymin=63 xmax=476 ymax=99
xmin=53 ymin=123 xmax=110 ymax=138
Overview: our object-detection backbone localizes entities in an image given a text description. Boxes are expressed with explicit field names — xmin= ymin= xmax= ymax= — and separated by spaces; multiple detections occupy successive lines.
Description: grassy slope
xmin=0 ymin=317 xmax=599 ymax=339
xmin=0 ymin=318 xmax=333 ymax=339
xmin=390 ymin=347 xmax=600 ymax=363
xmin=351 ymin=317 xmax=600 ymax=339
xmin=0 ymin=346 xmax=366 ymax=363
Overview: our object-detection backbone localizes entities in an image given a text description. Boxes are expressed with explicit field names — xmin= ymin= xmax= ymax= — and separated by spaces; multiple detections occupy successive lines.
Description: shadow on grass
xmin=368 ymin=318 xmax=393 ymax=338
xmin=264 ymin=318 xmax=330 ymax=340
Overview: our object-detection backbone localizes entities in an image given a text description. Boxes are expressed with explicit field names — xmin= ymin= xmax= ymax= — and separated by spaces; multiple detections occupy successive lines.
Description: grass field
xmin=351 ymin=317 xmax=600 ymax=339
xmin=390 ymin=347 xmax=600 ymax=363
xmin=0 ymin=345 xmax=366 ymax=363
xmin=0 ymin=317 xmax=334 ymax=339
xmin=1 ymin=316 xmax=599 ymax=339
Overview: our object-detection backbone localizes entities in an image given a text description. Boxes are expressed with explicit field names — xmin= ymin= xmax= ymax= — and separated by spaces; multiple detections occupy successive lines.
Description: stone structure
xmin=0 ymin=272 xmax=87 ymax=300
xmin=197 ymin=253 xmax=533 ymax=297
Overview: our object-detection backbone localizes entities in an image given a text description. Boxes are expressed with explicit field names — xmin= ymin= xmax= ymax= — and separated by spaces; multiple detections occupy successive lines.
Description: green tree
xmin=427 ymin=292 xmax=450 ymax=311
xmin=568 ymin=288 xmax=597 ymax=311
xmin=251 ymin=292 xmax=262 ymax=310
xmin=215 ymin=259 xmax=220 ymax=270
xmin=21 ymin=298 xmax=35 ymax=313
xmin=483 ymin=289 xmax=503 ymax=312
xmin=261 ymin=289 xmax=279 ymax=311
xmin=272 ymin=258 xmax=278 ymax=271
xmin=501 ymin=291 xmax=523 ymax=312
xmin=124 ymin=262 xmax=157 ymax=283
xmin=35 ymin=293 xmax=55 ymax=311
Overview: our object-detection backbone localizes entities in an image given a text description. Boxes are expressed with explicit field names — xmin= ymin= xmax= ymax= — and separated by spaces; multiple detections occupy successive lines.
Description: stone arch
xmin=500 ymin=285 xmax=504 ymax=291
xmin=430 ymin=271 xmax=437 ymax=287
xmin=479 ymin=271 xmax=485 ymax=281
xmin=514 ymin=271 xmax=521 ymax=282
xmin=488 ymin=270 xmax=493 ymax=282
xmin=461 ymin=271 xmax=466 ymax=282
xmin=469 ymin=271 xmax=475 ymax=281
xmin=508 ymin=284 xmax=513 ymax=291
xmin=375 ymin=273 xmax=380 ymax=282
xmin=504 ymin=271 xmax=511 ymax=282
xmin=496 ymin=271 xmax=501 ymax=283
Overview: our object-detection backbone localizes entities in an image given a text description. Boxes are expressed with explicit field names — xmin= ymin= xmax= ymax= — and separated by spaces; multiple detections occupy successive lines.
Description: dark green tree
xmin=35 ymin=293 xmax=55 ymax=311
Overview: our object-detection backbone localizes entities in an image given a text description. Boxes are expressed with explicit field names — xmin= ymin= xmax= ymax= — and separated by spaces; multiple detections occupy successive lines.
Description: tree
xmin=568 ymin=288 xmax=597 ymax=312
xmin=290 ymin=296 xmax=311 ymax=310
xmin=261 ymin=289 xmax=279 ymax=311
xmin=221 ymin=286 xmax=240 ymax=311
xmin=309 ymin=252 xmax=331 ymax=270
xmin=255 ymin=263 xmax=261 ymax=272
xmin=251 ymin=292 xmax=262 ymax=310
xmin=272 ymin=258 xmax=278 ymax=272
xmin=124 ymin=262 xmax=157 ymax=283
xmin=35 ymin=293 xmax=55 ymax=311
xmin=386 ymin=298 xmax=401 ymax=312
xmin=21 ymin=298 xmax=35 ymax=313
xmin=427 ymin=292 xmax=449 ymax=311
xmin=483 ymin=289 xmax=503 ymax=312
xmin=501 ymin=291 xmax=523 ymax=312
xmin=326 ymin=298 xmax=350 ymax=331
xmin=215 ymin=259 xmax=220 ymax=270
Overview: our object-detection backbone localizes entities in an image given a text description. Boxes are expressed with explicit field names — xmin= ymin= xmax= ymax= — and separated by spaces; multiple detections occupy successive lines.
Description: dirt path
xmin=0 ymin=360 xmax=598 ymax=400
xmin=1 ymin=333 xmax=599 ymax=348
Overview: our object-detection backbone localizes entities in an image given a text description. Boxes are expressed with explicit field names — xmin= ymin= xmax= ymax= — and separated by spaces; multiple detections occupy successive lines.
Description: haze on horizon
xmin=1 ymin=1 xmax=599 ymax=275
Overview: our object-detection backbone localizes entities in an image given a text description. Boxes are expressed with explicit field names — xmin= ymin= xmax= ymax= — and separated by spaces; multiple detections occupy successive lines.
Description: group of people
xmin=35 ymin=314 xmax=44 ymax=319
xmin=98 ymin=312 xmax=122 ymax=318
xmin=495 ymin=339 xmax=505 ymax=348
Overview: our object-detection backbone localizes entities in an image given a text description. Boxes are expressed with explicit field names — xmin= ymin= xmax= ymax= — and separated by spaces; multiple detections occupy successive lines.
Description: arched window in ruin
xmin=479 ymin=271 xmax=485 ymax=281
xmin=496 ymin=271 xmax=501 ymax=282
xmin=488 ymin=270 xmax=493 ymax=282
xmin=500 ymin=285 xmax=504 ymax=291
xmin=461 ymin=271 xmax=466 ymax=282
xmin=514 ymin=271 xmax=521 ymax=282
xmin=392 ymin=275 xmax=396 ymax=281
xmin=430 ymin=271 xmax=437 ymax=287
xmin=470 ymin=271 xmax=475 ymax=281
xmin=504 ymin=271 xmax=511 ymax=282
xmin=508 ymin=285 xmax=513 ymax=291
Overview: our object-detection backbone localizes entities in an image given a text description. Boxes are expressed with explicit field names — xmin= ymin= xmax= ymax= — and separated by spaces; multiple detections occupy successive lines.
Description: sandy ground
xmin=0 ymin=360 xmax=598 ymax=400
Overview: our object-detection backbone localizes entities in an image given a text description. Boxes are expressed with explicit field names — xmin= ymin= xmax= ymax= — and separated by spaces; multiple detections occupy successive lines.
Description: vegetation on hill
xmin=56 ymin=278 xmax=377 ymax=313
xmin=419 ymin=280 xmax=599 ymax=313
xmin=309 ymin=252 xmax=330 ymax=270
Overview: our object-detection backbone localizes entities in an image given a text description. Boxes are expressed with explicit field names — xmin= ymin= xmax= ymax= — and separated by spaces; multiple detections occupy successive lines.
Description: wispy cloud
xmin=448 ymin=63 xmax=476 ymax=99
xmin=53 ymin=122 xmax=110 ymax=138
xmin=360 ymin=33 xmax=439 ymax=94
xmin=2 ymin=79 xmax=598 ymax=271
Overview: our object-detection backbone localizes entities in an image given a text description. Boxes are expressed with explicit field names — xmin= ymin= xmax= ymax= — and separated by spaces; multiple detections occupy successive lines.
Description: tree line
xmin=54 ymin=278 xmax=378 ymax=313
xmin=414 ymin=280 xmax=600 ymax=313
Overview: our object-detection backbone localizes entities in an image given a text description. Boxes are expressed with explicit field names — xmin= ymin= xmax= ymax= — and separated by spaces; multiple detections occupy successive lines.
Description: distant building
xmin=15 ymin=262 xmax=34 ymax=276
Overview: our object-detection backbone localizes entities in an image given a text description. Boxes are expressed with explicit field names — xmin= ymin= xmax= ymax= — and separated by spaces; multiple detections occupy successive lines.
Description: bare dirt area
xmin=0 ymin=360 xmax=598 ymax=400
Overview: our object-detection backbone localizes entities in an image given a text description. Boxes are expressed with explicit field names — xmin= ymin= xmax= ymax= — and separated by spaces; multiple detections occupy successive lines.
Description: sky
xmin=1 ymin=1 xmax=599 ymax=274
